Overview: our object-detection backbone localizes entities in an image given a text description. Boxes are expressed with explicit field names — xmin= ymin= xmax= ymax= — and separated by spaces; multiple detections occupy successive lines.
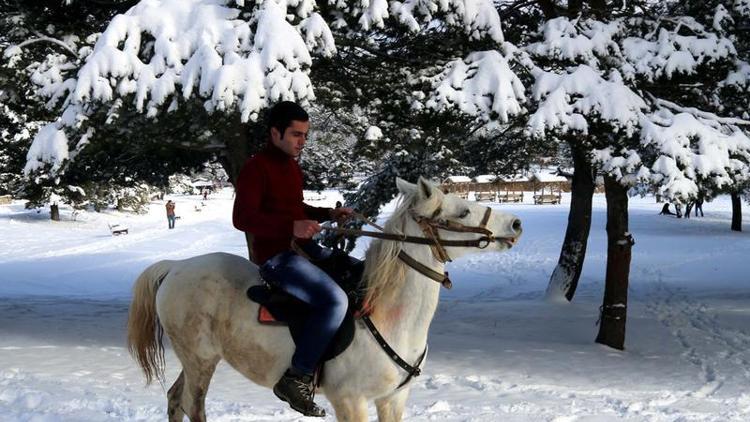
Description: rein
xmin=325 ymin=207 xmax=508 ymax=289
xmin=326 ymin=208 xmax=510 ymax=260
xmin=323 ymin=227 xmax=497 ymax=249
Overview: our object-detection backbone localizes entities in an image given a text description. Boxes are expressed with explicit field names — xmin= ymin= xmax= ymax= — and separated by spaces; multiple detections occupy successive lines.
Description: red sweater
xmin=232 ymin=144 xmax=331 ymax=264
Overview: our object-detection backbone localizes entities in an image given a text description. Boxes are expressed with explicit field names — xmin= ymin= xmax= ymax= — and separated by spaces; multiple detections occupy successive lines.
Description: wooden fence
xmin=442 ymin=180 xmax=571 ymax=194
xmin=441 ymin=180 xmax=573 ymax=204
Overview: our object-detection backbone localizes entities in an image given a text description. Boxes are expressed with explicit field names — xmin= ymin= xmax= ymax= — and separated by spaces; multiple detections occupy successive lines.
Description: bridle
xmin=325 ymin=206 xmax=515 ymax=289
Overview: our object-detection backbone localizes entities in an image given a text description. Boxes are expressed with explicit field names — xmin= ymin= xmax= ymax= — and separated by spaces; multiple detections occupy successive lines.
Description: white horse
xmin=127 ymin=177 xmax=522 ymax=421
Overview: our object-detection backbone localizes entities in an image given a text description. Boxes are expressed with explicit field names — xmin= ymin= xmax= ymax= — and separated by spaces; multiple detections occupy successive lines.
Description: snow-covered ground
xmin=1 ymin=189 xmax=749 ymax=421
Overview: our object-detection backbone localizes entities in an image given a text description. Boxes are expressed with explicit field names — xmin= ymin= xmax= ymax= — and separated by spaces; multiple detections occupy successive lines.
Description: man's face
xmin=271 ymin=119 xmax=309 ymax=158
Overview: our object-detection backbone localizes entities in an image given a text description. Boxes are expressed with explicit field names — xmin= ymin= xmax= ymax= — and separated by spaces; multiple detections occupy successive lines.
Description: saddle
xmin=246 ymin=249 xmax=369 ymax=362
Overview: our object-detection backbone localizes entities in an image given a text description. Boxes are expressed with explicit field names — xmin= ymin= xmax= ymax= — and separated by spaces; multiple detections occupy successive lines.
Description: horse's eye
xmin=458 ymin=209 xmax=470 ymax=219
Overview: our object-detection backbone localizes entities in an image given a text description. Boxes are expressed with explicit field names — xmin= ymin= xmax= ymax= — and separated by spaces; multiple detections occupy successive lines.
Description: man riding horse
xmin=232 ymin=101 xmax=354 ymax=417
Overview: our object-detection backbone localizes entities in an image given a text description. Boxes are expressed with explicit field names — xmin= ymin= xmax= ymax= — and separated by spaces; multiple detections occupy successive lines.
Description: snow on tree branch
xmin=353 ymin=0 xmax=504 ymax=42
xmin=590 ymin=147 xmax=647 ymax=186
xmin=593 ymin=106 xmax=750 ymax=200
xmin=4 ymin=36 xmax=79 ymax=61
xmin=25 ymin=0 xmax=337 ymax=173
xmin=527 ymin=65 xmax=647 ymax=138
xmin=426 ymin=49 xmax=525 ymax=123
xmin=721 ymin=59 xmax=750 ymax=91
xmin=24 ymin=124 xmax=70 ymax=174
xmin=652 ymin=96 xmax=750 ymax=126
xmin=356 ymin=0 xmax=390 ymax=30
xmin=525 ymin=17 xmax=622 ymax=66
xmin=734 ymin=0 xmax=750 ymax=17
xmin=713 ymin=4 xmax=733 ymax=32
xmin=640 ymin=109 xmax=750 ymax=199
xmin=621 ymin=21 xmax=735 ymax=81
xmin=65 ymin=0 xmax=332 ymax=120
xmin=25 ymin=0 xmax=509 ymax=176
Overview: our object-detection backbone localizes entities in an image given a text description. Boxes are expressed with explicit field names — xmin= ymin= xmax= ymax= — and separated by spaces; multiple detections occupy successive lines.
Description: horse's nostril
xmin=512 ymin=219 xmax=522 ymax=234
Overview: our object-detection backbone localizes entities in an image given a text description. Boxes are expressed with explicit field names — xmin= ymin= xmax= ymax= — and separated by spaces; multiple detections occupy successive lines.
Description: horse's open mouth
xmin=499 ymin=237 xmax=517 ymax=248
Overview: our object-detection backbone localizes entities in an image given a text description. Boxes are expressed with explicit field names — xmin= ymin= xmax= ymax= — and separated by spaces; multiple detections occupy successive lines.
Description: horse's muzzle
xmin=500 ymin=219 xmax=522 ymax=248
xmin=511 ymin=218 xmax=522 ymax=235
xmin=495 ymin=236 xmax=518 ymax=249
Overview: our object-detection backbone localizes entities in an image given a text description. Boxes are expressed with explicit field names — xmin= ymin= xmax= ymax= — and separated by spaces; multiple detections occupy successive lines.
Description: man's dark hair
xmin=266 ymin=101 xmax=309 ymax=138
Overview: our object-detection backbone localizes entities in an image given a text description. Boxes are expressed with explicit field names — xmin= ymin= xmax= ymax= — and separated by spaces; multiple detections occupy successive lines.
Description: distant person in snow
xmin=659 ymin=203 xmax=674 ymax=216
xmin=232 ymin=101 xmax=355 ymax=418
xmin=203 ymin=189 xmax=209 ymax=200
xmin=166 ymin=200 xmax=176 ymax=229
xmin=694 ymin=197 xmax=704 ymax=217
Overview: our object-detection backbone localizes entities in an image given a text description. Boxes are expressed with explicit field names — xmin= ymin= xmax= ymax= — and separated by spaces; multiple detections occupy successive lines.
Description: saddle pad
xmin=256 ymin=298 xmax=371 ymax=324
xmin=258 ymin=305 xmax=282 ymax=324
xmin=247 ymin=285 xmax=356 ymax=362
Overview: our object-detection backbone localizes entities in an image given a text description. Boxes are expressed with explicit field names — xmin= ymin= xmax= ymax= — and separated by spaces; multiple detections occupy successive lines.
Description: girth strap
xmin=361 ymin=315 xmax=428 ymax=389
xmin=398 ymin=250 xmax=453 ymax=289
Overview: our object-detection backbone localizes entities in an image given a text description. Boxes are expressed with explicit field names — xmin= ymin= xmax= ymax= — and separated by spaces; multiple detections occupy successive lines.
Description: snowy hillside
xmin=1 ymin=189 xmax=750 ymax=421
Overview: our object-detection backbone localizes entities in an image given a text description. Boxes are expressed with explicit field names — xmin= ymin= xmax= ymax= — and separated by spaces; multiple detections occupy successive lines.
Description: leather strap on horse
xmin=290 ymin=239 xmax=313 ymax=261
xmin=409 ymin=206 xmax=494 ymax=264
xmin=414 ymin=216 xmax=452 ymax=263
xmin=398 ymin=250 xmax=453 ymax=289
xmin=412 ymin=207 xmax=494 ymax=238
xmin=323 ymin=226 xmax=498 ymax=248
xmin=361 ymin=315 xmax=428 ymax=389
xmin=326 ymin=207 xmax=504 ymax=289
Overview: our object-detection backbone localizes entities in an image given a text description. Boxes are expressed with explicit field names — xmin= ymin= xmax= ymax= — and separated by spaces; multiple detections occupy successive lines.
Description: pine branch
xmin=6 ymin=36 xmax=78 ymax=58
xmin=649 ymin=94 xmax=750 ymax=126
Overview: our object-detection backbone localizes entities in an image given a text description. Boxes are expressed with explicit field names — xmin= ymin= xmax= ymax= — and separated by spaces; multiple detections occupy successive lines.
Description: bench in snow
xmin=108 ymin=224 xmax=129 ymax=235
xmin=498 ymin=192 xmax=524 ymax=203
xmin=533 ymin=194 xmax=561 ymax=205
xmin=474 ymin=191 xmax=496 ymax=202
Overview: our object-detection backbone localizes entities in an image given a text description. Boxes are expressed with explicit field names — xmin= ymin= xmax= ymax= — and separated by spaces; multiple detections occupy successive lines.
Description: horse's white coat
xmin=149 ymin=177 xmax=521 ymax=421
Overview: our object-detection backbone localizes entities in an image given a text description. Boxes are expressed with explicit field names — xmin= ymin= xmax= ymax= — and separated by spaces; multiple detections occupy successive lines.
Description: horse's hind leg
xmin=167 ymin=371 xmax=185 ymax=422
xmin=171 ymin=355 xmax=220 ymax=422
xmin=375 ymin=388 xmax=410 ymax=422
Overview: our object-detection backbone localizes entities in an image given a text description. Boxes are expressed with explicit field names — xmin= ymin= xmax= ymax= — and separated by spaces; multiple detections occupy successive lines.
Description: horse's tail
xmin=127 ymin=260 xmax=174 ymax=385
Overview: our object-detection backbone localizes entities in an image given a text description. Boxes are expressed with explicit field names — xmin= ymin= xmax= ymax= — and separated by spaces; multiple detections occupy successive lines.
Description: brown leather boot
xmin=273 ymin=369 xmax=326 ymax=417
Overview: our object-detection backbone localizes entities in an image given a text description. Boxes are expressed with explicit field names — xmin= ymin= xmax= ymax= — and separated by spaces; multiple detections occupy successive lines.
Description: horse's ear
xmin=416 ymin=177 xmax=443 ymax=201
xmin=396 ymin=177 xmax=416 ymax=195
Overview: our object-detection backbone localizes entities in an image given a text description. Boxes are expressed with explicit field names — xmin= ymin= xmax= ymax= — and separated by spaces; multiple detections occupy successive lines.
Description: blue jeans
xmin=260 ymin=242 xmax=348 ymax=375
xmin=167 ymin=215 xmax=176 ymax=229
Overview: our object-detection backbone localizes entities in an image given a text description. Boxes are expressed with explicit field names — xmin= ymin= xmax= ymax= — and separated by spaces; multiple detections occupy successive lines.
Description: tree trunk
xmin=218 ymin=112 xmax=265 ymax=261
xmin=50 ymin=204 xmax=60 ymax=221
xmin=595 ymin=176 xmax=632 ymax=350
xmin=537 ymin=0 xmax=559 ymax=19
xmin=589 ymin=0 xmax=607 ymax=18
xmin=545 ymin=144 xmax=595 ymax=301
xmin=568 ymin=0 xmax=583 ymax=17
xmin=220 ymin=112 xmax=254 ymax=186
xmin=731 ymin=192 xmax=742 ymax=232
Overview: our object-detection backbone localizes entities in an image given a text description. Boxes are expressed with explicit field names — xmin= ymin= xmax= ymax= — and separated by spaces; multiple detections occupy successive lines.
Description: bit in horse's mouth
xmin=499 ymin=237 xmax=517 ymax=248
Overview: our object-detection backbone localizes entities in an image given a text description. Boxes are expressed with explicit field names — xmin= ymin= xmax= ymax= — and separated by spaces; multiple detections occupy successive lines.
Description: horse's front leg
xmin=329 ymin=395 xmax=368 ymax=422
xmin=375 ymin=388 xmax=410 ymax=422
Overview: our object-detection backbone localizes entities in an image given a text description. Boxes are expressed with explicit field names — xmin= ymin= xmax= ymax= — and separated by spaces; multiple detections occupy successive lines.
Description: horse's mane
xmin=361 ymin=189 xmax=417 ymax=307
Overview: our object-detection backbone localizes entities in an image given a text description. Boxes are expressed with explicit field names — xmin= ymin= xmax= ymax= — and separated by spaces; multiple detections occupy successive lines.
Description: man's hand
xmin=293 ymin=220 xmax=322 ymax=239
xmin=330 ymin=207 xmax=354 ymax=224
